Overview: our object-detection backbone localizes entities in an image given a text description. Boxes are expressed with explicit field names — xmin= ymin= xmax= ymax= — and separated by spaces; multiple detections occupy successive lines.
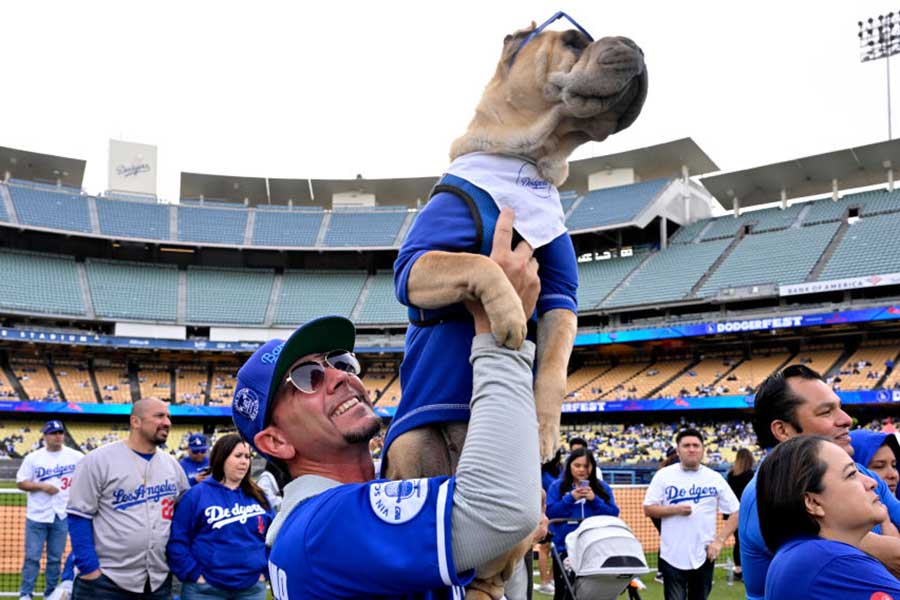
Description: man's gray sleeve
xmin=67 ymin=451 xmax=101 ymax=518
xmin=451 ymin=334 xmax=541 ymax=571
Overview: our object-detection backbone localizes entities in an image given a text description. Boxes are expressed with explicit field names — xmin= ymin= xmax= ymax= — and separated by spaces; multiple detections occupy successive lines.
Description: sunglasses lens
xmin=289 ymin=363 xmax=326 ymax=393
xmin=328 ymin=352 xmax=361 ymax=375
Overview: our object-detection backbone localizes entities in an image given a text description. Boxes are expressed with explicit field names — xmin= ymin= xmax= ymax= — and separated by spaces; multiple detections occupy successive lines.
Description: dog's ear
xmin=499 ymin=22 xmax=537 ymax=64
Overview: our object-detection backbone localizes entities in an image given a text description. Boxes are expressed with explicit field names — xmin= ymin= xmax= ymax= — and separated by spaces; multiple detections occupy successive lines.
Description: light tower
xmin=859 ymin=12 xmax=900 ymax=139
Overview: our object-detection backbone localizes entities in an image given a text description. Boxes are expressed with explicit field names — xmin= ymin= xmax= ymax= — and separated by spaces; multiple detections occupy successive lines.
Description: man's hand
xmin=706 ymin=538 xmax=724 ymax=561
xmin=674 ymin=504 xmax=692 ymax=516
xmin=79 ymin=569 xmax=102 ymax=581
xmin=41 ymin=483 xmax=60 ymax=495
xmin=467 ymin=208 xmax=539 ymax=345
xmin=195 ymin=470 xmax=210 ymax=484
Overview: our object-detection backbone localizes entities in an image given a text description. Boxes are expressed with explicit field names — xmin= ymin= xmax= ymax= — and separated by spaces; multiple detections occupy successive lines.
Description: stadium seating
xmin=324 ymin=207 xmax=408 ymax=247
xmin=93 ymin=362 xmax=133 ymax=404
xmin=273 ymin=270 xmax=367 ymax=326
xmin=566 ymin=364 xmax=611 ymax=395
xmin=625 ymin=359 xmax=692 ymax=399
xmin=566 ymin=178 xmax=671 ymax=231
xmin=713 ymin=351 xmax=792 ymax=395
xmin=560 ymin=190 xmax=579 ymax=215
xmin=175 ymin=367 xmax=208 ymax=405
xmin=590 ymin=362 xmax=652 ymax=400
xmin=86 ymin=259 xmax=179 ymax=321
xmin=802 ymin=188 xmax=900 ymax=225
xmin=178 ymin=205 xmax=248 ymax=245
xmin=96 ymin=197 xmax=170 ymax=240
xmin=831 ymin=343 xmax=900 ymax=391
xmin=819 ymin=211 xmax=900 ymax=280
xmin=252 ymin=208 xmax=324 ymax=247
xmin=669 ymin=220 xmax=707 ymax=244
xmin=138 ymin=364 xmax=172 ymax=401
xmin=8 ymin=184 xmax=92 ymax=233
xmin=0 ymin=250 xmax=85 ymax=316
xmin=657 ymin=356 xmax=737 ymax=398
xmin=794 ymin=347 xmax=843 ymax=375
xmin=9 ymin=357 xmax=59 ymax=401
xmin=375 ymin=374 xmax=402 ymax=407
xmin=577 ymin=253 xmax=644 ymax=310
xmin=67 ymin=422 xmax=130 ymax=453
xmin=209 ymin=366 xmax=239 ymax=405
xmin=697 ymin=222 xmax=840 ymax=297
xmin=186 ymin=267 xmax=274 ymax=324
xmin=605 ymin=239 xmax=731 ymax=307
xmin=54 ymin=360 xmax=97 ymax=403
xmin=0 ymin=421 xmax=45 ymax=458
xmin=0 ymin=370 xmax=20 ymax=401
xmin=356 ymin=271 xmax=408 ymax=325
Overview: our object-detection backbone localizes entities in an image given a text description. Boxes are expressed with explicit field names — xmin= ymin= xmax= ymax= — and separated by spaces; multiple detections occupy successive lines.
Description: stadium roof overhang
xmin=180 ymin=172 xmax=269 ymax=206
xmin=268 ymin=178 xmax=314 ymax=205
xmin=562 ymin=137 xmax=719 ymax=195
xmin=0 ymin=146 xmax=86 ymax=189
xmin=311 ymin=175 xmax=439 ymax=208
xmin=700 ymin=138 xmax=900 ymax=209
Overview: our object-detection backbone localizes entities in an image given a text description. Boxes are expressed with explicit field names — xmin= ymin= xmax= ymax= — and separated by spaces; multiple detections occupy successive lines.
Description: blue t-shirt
xmin=179 ymin=455 xmax=209 ymax=486
xmin=267 ymin=476 xmax=473 ymax=599
xmin=766 ymin=537 xmax=900 ymax=600
xmin=384 ymin=185 xmax=578 ymax=458
xmin=740 ymin=461 xmax=900 ymax=600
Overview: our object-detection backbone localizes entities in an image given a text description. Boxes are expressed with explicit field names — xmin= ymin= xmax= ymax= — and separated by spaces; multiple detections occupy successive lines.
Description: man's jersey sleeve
xmin=269 ymin=476 xmax=474 ymax=599
xmin=15 ymin=452 xmax=34 ymax=483
xmin=533 ymin=232 xmax=578 ymax=316
xmin=394 ymin=193 xmax=479 ymax=309
xmin=643 ymin=471 xmax=666 ymax=506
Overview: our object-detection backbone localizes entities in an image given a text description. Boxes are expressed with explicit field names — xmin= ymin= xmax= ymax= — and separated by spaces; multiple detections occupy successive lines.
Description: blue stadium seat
xmin=86 ymin=259 xmax=178 ymax=321
xmin=8 ymin=185 xmax=92 ymax=233
xmin=0 ymin=250 xmax=85 ymax=315
xmin=356 ymin=271 xmax=408 ymax=324
xmin=669 ymin=220 xmax=707 ymax=244
xmin=605 ymin=240 xmax=732 ymax=307
xmin=186 ymin=267 xmax=273 ymax=324
xmin=178 ymin=206 xmax=248 ymax=245
xmin=324 ymin=207 xmax=408 ymax=247
xmin=577 ymin=253 xmax=645 ymax=310
xmin=96 ymin=197 xmax=170 ymax=240
xmin=819 ymin=212 xmax=900 ymax=280
xmin=273 ymin=270 xmax=367 ymax=325
xmin=252 ymin=208 xmax=324 ymax=247
xmin=698 ymin=222 xmax=840 ymax=297
xmin=566 ymin=178 xmax=671 ymax=231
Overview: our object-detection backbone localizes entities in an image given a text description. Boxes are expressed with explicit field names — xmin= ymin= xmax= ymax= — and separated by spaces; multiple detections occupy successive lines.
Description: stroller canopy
xmin=565 ymin=516 xmax=650 ymax=578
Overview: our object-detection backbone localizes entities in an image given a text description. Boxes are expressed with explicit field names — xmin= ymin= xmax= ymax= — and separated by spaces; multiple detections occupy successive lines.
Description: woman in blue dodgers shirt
xmin=545 ymin=447 xmax=618 ymax=600
xmin=230 ymin=212 xmax=541 ymax=600
xmin=167 ymin=433 xmax=273 ymax=600
xmin=759 ymin=435 xmax=900 ymax=600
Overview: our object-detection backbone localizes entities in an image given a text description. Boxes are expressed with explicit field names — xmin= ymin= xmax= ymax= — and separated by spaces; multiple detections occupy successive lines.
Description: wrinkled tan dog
xmin=384 ymin=14 xmax=647 ymax=599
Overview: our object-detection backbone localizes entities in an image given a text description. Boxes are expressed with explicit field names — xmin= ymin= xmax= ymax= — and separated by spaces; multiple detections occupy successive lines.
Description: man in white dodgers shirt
xmin=16 ymin=420 xmax=83 ymax=600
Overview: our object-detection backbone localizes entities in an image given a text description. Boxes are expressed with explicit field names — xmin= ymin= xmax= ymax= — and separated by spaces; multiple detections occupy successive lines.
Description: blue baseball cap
xmin=42 ymin=420 xmax=64 ymax=434
xmin=232 ymin=316 xmax=356 ymax=457
xmin=188 ymin=433 xmax=208 ymax=453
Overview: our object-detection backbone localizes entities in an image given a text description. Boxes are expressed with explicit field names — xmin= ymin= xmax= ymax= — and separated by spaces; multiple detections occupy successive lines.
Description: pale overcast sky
xmin=1 ymin=1 xmax=898 ymax=202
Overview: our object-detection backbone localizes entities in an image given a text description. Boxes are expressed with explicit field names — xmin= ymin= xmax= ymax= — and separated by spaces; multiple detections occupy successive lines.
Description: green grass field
xmin=532 ymin=568 xmax=746 ymax=600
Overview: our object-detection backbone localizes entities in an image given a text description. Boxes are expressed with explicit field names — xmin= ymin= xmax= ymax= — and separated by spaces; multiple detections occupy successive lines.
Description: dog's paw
xmin=482 ymin=288 xmax=527 ymax=349
xmin=538 ymin=419 xmax=562 ymax=464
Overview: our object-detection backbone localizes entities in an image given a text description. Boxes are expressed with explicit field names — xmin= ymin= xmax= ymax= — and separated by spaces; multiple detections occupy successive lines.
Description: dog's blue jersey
xmin=267 ymin=477 xmax=471 ymax=600
xmin=383 ymin=174 xmax=577 ymax=461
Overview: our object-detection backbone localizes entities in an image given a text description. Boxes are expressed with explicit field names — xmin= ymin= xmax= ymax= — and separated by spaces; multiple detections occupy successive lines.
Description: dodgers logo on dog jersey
xmin=369 ymin=478 xmax=428 ymax=524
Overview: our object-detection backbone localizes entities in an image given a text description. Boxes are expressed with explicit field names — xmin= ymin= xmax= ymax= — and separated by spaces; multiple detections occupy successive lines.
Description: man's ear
xmin=804 ymin=492 xmax=825 ymax=518
xmin=254 ymin=425 xmax=296 ymax=462
xmin=770 ymin=419 xmax=798 ymax=443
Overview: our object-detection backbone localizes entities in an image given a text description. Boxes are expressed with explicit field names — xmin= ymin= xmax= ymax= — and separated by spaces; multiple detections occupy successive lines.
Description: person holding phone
xmin=546 ymin=447 xmax=619 ymax=600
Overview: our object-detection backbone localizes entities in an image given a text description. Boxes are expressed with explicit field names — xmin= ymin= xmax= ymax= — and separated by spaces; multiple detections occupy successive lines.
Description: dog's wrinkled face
xmin=451 ymin=23 xmax=647 ymax=185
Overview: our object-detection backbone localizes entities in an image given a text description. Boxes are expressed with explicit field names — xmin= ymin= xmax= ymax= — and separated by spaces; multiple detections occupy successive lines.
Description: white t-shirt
xmin=16 ymin=446 xmax=83 ymax=522
xmin=643 ymin=463 xmax=740 ymax=570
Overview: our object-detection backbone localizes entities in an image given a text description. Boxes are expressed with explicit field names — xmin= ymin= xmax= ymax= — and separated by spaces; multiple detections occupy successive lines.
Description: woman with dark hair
xmin=758 ymin=435 xmax=900 ymax=600
xmin=725 ymin=447 xmax=754 ymax=580
xmin=167 ymin=434 xmax=274 ymax=600
xmin=850 ymin=429 xmax=900 ymax=497
xmin=545 ymin=447 xmax=619 ymax=600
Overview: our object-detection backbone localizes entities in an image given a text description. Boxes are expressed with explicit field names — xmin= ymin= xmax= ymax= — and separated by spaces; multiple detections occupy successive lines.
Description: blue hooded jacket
xmin=545 ymin=478 xmax=619 ymax=553
xmin=167 ymin=477 xmax=273 ymax=590
xmin=851 ymin=429 xmax=900 ymax=496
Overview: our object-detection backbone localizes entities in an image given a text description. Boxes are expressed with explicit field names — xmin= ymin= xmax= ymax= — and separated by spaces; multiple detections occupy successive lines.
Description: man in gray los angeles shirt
xmin=67 ymin=398 xmax=189 ymax=600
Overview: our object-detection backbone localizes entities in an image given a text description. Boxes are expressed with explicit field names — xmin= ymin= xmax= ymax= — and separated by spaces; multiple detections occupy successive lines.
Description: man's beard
xmin=151 ymin=429 xmax=169 ymax=445
xmin=343 ymin=417 xmax=382 ymax=445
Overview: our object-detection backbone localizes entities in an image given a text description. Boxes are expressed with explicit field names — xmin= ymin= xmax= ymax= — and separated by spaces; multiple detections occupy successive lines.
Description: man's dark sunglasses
xmin=285 ymin=350 xmax=361 ymax=394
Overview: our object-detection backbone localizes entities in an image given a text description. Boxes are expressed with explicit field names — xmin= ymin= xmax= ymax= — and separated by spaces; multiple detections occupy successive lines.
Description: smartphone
xmin=578 ymin=480 xmax=589 ymax=489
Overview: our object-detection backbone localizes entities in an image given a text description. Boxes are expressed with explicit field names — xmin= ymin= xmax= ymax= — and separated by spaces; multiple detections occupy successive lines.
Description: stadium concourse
xmin=4 ymin=137 xmax=900 ymax=596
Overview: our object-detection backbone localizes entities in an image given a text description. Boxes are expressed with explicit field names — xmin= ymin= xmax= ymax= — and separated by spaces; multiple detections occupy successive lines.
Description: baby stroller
xmin=548 ymin=516 xmax=650 ymax=600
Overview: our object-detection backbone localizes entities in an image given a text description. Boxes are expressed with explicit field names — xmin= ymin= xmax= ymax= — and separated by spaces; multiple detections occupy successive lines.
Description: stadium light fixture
xmin=859 ymin=11 xmax=900 ymax=139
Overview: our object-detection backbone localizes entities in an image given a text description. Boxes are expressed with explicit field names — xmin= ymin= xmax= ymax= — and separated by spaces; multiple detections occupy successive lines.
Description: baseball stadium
xmin=4 ymin=3 xmax=900 ymax=600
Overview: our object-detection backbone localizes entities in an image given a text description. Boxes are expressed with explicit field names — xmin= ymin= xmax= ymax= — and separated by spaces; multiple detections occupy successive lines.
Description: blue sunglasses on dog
xmin=508 ymin=11 xmax=594 ymax=66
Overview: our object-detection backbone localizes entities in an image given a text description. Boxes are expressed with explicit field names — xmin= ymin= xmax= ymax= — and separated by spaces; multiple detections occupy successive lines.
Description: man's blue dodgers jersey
xmin=268 ymin=476 xmax=473 ymax=599
xmin=740 ymin=461 xmax=900 ymax=600
xmin=385 ymin=185 xmax=578 ymax=460
xmin=766 ymin=537 xmax=900 ymax=600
